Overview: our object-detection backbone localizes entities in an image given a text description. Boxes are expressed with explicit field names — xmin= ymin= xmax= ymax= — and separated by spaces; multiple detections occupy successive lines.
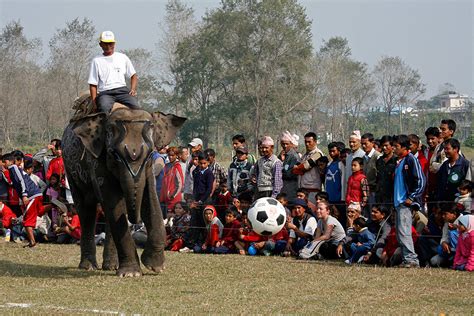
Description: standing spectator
xmin=325 ymin=142 xmax=345 ymax=206
xmin=292 ymin=132 xmax=324 ymax=203
xmin=8 ymin=152 xmax=52 ymax=247
xmin=227 ymin=146 xmax=254 ymax=197
xmin=253 ymin=136 xmax=283 ymax=199
xmin=345 ymin=157 xmax=369 ymax=209
xmin=375 ymin=135 xmax=397 ymax=205
xmin=178 ymin=146 xmax=189 ymax=184
xmin=188 ymin=138 xmax=203 ymax=158
xmin=183 ymin=151 xmax=201 ymax=202
xmin=231 ymin=134 xmax=257 ymax=165
xmin=361 ymin=133 xmax=381 ymax=212
xmin=0 ymin=155 xmax=9 ymax=203
xmin=432 ymin=119 xmax=457 ymax=173
xmin=392 ymin=134 xmax=426 ymax=268
xmin=436 ymin=139 xmax=471 ymax=203
xmin=204 ymin=148 xmax=227 ymax=200
xmin=425 ymin=127 xmax=442 ymax=209
xmin=344 ymin=130 xmax=365 ymax=198
xmin=151 ymin=146 xmax=167 ymax=217
xmin=160 ymin=146 xmax=184 ymax=213
xmin=408 ymin=134 xmax=429 ymax=176
xmin=24 ymin=159 xmax=47 ymax=193
xmin=88 ymin=31 xmax=138 ymax=112
xmin=46 ymin=140 xmax=65 ymax=185
xmin=193 ymin=152 xmax=215 ymax=204
xmin=279 ymin=131 xmax=300 ymax=200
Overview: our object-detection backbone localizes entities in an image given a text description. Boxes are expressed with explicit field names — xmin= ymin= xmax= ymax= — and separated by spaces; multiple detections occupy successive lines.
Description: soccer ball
xmin=248 ymin=197 xmax=286 ymax=236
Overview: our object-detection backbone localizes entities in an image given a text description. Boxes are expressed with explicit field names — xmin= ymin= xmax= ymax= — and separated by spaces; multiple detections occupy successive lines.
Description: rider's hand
xmin=129 ymin=89 xmax=137 ymax=97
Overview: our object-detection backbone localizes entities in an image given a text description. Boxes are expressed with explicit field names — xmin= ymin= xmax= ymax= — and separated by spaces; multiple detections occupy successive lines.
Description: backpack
xmin=299 ymin=239 xmax=325 ymax=259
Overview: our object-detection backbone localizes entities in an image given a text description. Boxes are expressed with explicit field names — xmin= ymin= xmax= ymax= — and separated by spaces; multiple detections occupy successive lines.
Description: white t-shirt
xmin=289 ymin=215 xmax=317 ymax=239
xmin=317 ymin=215 xmax=346 ymax=242
xmin=88 ymin=52 xmax=136 ymax=93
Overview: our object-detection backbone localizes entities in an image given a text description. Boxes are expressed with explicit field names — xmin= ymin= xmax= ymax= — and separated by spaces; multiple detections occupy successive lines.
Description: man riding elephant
xmin=88 ymin=30 xmax=138 ymax=113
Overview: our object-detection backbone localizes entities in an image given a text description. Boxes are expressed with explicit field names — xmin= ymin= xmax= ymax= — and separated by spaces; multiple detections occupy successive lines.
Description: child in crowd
xmin=429 ymin=204 xmax=461 ymax=267
xmin=316 ymin=156 xmax=329 ymax=189
xmin=160 ymin=146 xmax=184 ymax=214
xmin=453 ymin=214 xmax=474 ymax=271
xmin=345 ymin=157 xmax=368 ymax=210
xmin=24 ymin=159 xmax=47 ymax=193
xmin=214 ymin=209 xmax=241 ymax=254
xmin=61 ymin=207 xmax=81 ymax=243
xmin=165 ymin=202 xmax=191 ymax=251
xmin=362 ymin=205 xmax=391 ymax=263
xmin=193 ymin=153 xmax=215 ymax=204
xmin=295 ymin=188 xmax=317 ymax=215
xmin=343 ymin=217 xmax=375 ymax=264
xmin=216 ymin=183 xmax=232 ymax=221
xmin=193 ymin=205 xmax=223 ymax=253
xmin=276 ymin=192 xmax=290 ymax=217
xmin=454 ymin=180 xmax=472 ymax=214
xmin=0 ymin=200 xmax=23 ymax=242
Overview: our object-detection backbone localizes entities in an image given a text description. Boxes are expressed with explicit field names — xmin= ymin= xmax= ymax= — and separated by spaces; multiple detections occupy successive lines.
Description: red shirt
xmin=46 ymin=157 xmax=65 ymax=181
xmin=0 ymin=203 xmax=17 ymax=229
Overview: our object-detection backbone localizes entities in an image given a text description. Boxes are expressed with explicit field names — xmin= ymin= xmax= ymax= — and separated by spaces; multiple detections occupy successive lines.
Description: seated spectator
xmin=296 ymin=188 xmax=317 ymax=215
xmin=0 ymin=200 xmax=23 ymax=242
xmin=453 ymin=214 xmax=474 ymax=271
xmin=417 ymin=204 xmax=445 ymax=267
xmin=276 ymin=192 xmax=291 ymax=217
xmin=311 ymin=201 xmax=346 ymax=260
xmin=260 ymin=227 xmax=289 ymax=256
xmin=236 ymin=211 xmax=268 ymax=255
xmin=429 ymin=203 xmax=461 ymax=267
xmin=346 ymin=202 xmax=363 ymax=235
xmin=363 ymin=205 xmax=391 ymax=264
xmin=214 ymin=209 xmax=241 ymax=254
xmin=193 ymin=205 xmax=223 ymax=253
xmin=343 ymin=217 xmax=375 ymax=264
xmin=165 ymin=202 xmax=191 ymax=251
xmin=57 ymin=207 xmax=81 ymax=244
xmin=284 ymin=198 xmax=317 ymax=256
xmin=380 ymin=212 xmax=419 ymax=267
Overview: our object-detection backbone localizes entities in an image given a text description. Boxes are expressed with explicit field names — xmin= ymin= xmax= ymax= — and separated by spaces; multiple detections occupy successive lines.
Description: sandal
xmin=23 ymin=242 xmax=37 ymax=248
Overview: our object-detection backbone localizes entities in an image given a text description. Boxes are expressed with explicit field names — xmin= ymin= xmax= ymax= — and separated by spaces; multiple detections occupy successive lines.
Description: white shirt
xmin=289 ymin=215 xmax=317 ymax=239
xmin=317 ymin=215 xmax=346 ymax=242
xmin=88 ymin=52 xmax=136 ymax=93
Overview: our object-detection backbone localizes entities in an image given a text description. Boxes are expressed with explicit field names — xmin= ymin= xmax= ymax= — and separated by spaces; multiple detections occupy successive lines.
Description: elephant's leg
xmin=105 ymin=198 xmax=142 ymax=277
xmin=102 ymin=221 xmax=119 ymax=271
xmin=141 ymin=177 xmax=166 ymax=273
xmin=76 ymin=197 xmax=99 ymax=270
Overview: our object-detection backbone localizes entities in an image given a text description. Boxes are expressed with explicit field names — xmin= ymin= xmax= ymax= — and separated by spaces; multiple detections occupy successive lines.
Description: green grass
xmin=0 ymin=241 xmax=472 ymax=315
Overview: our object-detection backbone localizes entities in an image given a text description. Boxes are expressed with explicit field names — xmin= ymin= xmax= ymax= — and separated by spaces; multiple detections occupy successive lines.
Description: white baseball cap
xmin=99 ymin=31 xmax=116 ymax=43
xmin=188 ymin=138 xmax=203 ymax=147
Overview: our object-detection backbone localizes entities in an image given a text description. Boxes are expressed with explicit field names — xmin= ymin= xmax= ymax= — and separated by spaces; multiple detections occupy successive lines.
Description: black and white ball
xmin=248 ymin=197 xmax=286 ymax=236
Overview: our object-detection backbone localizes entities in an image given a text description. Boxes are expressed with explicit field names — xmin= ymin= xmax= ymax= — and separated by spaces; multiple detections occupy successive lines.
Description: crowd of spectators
xmin=1 ymin=119 xmax=473 ymax=271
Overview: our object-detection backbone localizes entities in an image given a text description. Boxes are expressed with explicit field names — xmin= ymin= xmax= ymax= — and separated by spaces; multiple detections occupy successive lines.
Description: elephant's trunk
xmin=121 ymin=169 xmax=146 ymax=224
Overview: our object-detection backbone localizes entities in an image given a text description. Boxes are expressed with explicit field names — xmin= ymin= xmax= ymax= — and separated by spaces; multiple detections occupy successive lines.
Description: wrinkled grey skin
xmin=62 ymin=108 xmax=185 ymax=277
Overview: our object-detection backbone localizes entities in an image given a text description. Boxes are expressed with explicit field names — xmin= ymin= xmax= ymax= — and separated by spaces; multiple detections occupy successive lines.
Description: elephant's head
xmin=72 ymin=108 xmax=186 ymax=224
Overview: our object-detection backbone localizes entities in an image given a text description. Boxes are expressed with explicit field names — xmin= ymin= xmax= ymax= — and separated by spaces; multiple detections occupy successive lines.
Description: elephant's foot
xmin=141 ymin=249 xmax=165 ymax=273
xmin=116 ymin=265 xmax=142 ymax=278
xmin=102 ymin=259 xmax=119 ymax=271
xmin=79 ymin=258 xmax=99 ymax=271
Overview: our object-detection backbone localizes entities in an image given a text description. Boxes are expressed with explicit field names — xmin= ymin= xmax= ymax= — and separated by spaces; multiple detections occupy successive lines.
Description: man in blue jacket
xmin=393 ymin=135 xmax=426 ymax=268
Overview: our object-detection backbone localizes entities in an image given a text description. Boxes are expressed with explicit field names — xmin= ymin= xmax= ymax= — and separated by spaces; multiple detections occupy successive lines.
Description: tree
xmin=157 ymin=0 xmax=198 ymax=116
xmin=314 ymin=37 xmax=375 ymax=141
xmin=204 ymin=0 xmax=314 ymax=147
xmin=373 ymin=56 xmax=426 ymax=134
xmin=47 ymin=18 xmax=96 ymax=125
xmin=0 ymin=21 xmax=41 ymax=147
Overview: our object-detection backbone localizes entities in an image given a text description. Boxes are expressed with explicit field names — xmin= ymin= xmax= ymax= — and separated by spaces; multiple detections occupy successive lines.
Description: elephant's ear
xmin=72 ymin=113 xmax=107 ymax=158
xmin=151 ymin=111 xmax=187 ymax=148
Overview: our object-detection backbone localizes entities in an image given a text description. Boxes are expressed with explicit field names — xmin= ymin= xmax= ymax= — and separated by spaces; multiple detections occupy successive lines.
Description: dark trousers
xmin=96 ymin=86 xmax=139 ymax=112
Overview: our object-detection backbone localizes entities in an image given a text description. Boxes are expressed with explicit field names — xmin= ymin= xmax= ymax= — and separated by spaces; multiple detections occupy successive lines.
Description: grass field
xmin=0 ymin=241 xmax=472 ymax=315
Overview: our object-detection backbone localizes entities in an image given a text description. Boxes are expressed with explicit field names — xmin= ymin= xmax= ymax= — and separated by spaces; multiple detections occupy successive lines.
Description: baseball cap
xmin=188 ymin=138 xmax=203 ymax=147
xmin=99 ymin=31 xmax=116 ymax=43
xmin=235 ymin=146 xmax=249 ymax=154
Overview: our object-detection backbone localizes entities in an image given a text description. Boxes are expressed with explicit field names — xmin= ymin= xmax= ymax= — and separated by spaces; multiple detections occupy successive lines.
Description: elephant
xmin=62 ymin=105 xmax=186 ymax=277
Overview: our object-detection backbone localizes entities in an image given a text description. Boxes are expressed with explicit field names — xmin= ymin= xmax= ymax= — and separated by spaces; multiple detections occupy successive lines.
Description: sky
xmin=1 ymin=0 xmax=472 ymax=98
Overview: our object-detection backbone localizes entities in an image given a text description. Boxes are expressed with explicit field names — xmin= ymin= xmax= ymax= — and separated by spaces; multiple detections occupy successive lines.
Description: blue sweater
xmin=193 ymin=167 xmax=214 ymax=203
xmin=8 ymin=165 xmax=42 ymax=199
xmin=394 ymin=153 xmax=426 ymax=209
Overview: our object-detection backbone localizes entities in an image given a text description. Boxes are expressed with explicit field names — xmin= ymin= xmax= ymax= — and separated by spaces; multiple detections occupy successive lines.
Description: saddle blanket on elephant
xmin=71 ymin=92 xmax=130 ymax=122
